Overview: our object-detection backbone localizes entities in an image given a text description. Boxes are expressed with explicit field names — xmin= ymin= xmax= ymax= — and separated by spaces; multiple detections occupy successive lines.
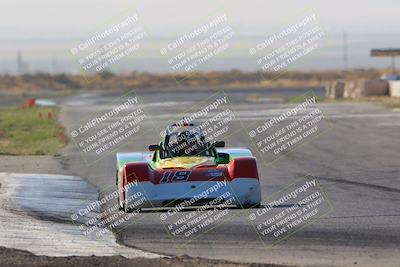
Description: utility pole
xmin=343 ymin=32 xmax=348 ymax=71
xmin=17 ymin=50 xmax=23 ymax=75
xmin=51 ymin=56 xmax=57 ymax=74
xmin=391 ymin=56 xmax=396 ymax=74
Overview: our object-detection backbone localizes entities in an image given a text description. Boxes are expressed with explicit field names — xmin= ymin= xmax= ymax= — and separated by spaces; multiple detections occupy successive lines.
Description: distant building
xmin=370 ymin=49 xmax=400 ymax=74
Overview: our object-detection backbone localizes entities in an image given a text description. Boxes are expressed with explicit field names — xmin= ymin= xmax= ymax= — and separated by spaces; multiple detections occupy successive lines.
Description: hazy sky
xmin=1 ymin=0 xmax=399 ymax=37
xmin=0 ymin=0 xmax=399 ymax=73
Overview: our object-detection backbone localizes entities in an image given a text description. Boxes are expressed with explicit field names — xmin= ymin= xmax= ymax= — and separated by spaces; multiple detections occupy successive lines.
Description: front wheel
xmin=118 ymin=199 xmax=124 ymax=211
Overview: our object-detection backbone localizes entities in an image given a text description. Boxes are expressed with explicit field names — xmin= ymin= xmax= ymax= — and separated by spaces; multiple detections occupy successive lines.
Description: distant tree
xmin=99 ymin=70 xmax=115 ymax=79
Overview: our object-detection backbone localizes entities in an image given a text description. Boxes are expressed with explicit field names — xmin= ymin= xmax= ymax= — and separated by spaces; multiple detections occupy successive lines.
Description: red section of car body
xmin=227 ymin=157 xmax=259 ymax=180
xmin=121 ymin=157 xmax=259 ymax=185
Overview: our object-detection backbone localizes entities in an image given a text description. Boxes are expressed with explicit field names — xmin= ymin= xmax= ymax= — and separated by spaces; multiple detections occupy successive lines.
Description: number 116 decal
xmin=160 ymin=170 xmax=192 ymax=183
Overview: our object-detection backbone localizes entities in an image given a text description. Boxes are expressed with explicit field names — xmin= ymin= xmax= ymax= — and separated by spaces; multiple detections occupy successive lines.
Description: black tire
xmin=123 ymin=192 xmax=130 ymax=213
xmin=117 ymin=188 xmax=124 ymax=211
xmin=123 ymin=196 xmax=141 ymax=213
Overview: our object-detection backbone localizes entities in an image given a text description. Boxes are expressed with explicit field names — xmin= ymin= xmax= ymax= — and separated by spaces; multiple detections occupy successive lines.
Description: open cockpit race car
xmin=116 ymin=123 xmax=261 ymax=212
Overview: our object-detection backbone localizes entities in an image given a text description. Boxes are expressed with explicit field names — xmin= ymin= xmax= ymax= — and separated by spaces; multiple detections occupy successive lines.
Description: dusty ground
xmin=0 ymin=247 xmax=286 ymax=267
xmin=0 ymin=155 xmax=69 ymax=174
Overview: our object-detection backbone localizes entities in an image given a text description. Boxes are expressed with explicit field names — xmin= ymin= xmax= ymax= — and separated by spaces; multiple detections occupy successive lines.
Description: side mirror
xmin=213 ymin=141 xmax=225 ymax=148
xmin=148 ymin=144 xmax=161 ymax=151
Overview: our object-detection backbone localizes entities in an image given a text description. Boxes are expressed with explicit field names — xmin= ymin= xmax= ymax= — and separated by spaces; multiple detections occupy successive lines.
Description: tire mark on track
xmin=314 ymin=175 xmax=400 ymax=194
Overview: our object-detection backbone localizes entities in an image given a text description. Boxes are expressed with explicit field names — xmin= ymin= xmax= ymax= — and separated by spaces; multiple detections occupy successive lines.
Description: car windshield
xmin=163 ymin=126 xmax=210 ymax=157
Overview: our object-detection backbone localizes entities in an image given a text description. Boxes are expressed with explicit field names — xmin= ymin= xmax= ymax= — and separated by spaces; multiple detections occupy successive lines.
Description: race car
xmin=116 ymin=123 xmax=261 ymax=212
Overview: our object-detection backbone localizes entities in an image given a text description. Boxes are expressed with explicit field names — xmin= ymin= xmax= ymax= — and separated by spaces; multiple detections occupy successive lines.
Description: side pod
xmin=228 ymin=157 xmax=259 ymax=180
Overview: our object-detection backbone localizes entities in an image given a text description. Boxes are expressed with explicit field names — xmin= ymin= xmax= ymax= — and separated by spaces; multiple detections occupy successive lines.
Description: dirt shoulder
xmin=0 ymin=246 xmax=287 ymax=267
xmin=0 ymin=155 xmax=69 ymax=174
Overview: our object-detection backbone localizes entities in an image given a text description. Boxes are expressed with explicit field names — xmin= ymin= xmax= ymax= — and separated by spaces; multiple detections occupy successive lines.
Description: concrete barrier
xmin=343 ymin=80 xmax=360 ymax=98
xmin=326 ymin=79 xmax=389 ymax=99
xmin=363 ymin=79 xmax=389 ymax=96
xmin=326 ymin=80 xmax=345 ymax=99
xmin=389 ymin=81 xmax=400 ymax=97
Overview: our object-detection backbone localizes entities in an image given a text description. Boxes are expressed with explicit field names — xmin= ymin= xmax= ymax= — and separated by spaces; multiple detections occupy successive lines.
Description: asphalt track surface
xmin=58 ymin=88 xmax=400 ymax=266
